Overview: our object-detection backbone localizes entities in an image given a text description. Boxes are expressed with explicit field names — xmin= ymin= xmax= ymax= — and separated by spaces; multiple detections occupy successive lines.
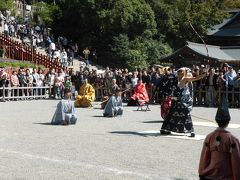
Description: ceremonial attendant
xmin=199 ymin=98 xmax=240 ymax=180
xmin=51 ymin=88 xmax=77 ymax=125
xmin=74 ymin=79 xmax=95 ymax=107
xmin=160 ymin=67 xmax=206 ymax=137
xmin=127 ymin=79 xmax=149 ymax=106
xmin=103 ymin=88 xmax=123 ymax=117
xmin=159 ymin=67 xmax=176 ymax=119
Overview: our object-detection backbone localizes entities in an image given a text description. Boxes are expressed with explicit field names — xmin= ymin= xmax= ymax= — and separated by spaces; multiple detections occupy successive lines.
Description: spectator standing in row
xmin=47 ymin=68 xmax=56 ymax=98
xmin=32 ymin=68 xmax=40 ymax=96
xmin=54 ymin=71 xmax=64 ymax=99
xmin=0 ymin=68 xmax=6 ymax=97
xmin=25 ymin=69 xmax=33 ymax=96
xmin=38 ymin=69 xmax=45 ymax=95
xmin=205 ymin=68 xmax=218 ymax=107
xmin=10 ymin=70 xmax=19 ymax=99
xmin=17 ymin=68 xmax=25 ymax=97
xmin=225 ymin=66 xmax=237 ymax=91
xmin=225 ymin=66 xmax=237 ymax=106
xmin=234 ymin=70 xmax=240 ymax=107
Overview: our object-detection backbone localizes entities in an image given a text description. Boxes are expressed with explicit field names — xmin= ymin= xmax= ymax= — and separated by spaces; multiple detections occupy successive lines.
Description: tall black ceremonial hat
xmin=215 ymin=96 xmax=231 ymax=122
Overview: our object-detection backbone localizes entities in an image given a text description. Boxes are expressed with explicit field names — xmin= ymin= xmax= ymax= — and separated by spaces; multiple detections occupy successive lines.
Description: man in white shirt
xmin=4 ymin=22 xmax=9 ymax=36
xmin=49 ymin=42 xmax=56 ymax=58
xmin=32 ymin=68 xmax=40 ymax=96
xmin=61 ymin=49 xmax=68 ymax=67
xmin=9 ymin=24 xmax=15 ymax=37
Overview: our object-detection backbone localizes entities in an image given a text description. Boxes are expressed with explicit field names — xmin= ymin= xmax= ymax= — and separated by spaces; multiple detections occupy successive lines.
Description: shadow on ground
xmin=109 ymin=131 xmax=160 ymax=137
xmin=142 ymin=120 xmax=164 ymax=124
xmin=33 ymin=122 xmax=54 ymax=126
xmin=92 ymin=115 xmax=104 ymax=118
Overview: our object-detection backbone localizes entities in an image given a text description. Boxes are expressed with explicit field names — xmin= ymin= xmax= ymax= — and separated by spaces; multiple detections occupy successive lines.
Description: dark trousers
xmin=0 ymin=80 xmax=4 ymax=97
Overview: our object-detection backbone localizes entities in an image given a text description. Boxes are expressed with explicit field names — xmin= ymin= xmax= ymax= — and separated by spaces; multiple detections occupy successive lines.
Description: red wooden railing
xmin=0 ymin=33 xmax=63 ymax=70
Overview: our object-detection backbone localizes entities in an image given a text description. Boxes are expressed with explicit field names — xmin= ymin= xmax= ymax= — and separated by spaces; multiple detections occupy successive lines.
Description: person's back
xmin=199 ymin=129 xmax=240 ymax=180
xmin=199 ymin=98 xmax=240 ymax=180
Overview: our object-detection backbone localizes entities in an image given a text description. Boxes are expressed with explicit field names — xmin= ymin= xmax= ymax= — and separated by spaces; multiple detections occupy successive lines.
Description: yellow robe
xmin=74 ymin=83 xmax=95 ymax=107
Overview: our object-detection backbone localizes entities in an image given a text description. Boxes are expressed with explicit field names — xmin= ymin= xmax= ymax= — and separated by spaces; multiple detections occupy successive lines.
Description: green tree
xmin=49 ymin=0 xmax=228 ymax=69
xmin=147 ymin=0 xmax=227 ymax=49
xmin=33 ymin=2 xmax=60 ymax=26
xmin=52 ymin=0 xmax=170 ymax=69
xmin=112 ymin=34 xmax=171 ymax=70
xmin=0 ymin=0 xmax=14 ymax=12
xmin=125 ymin=49 xmax=148 ymax=69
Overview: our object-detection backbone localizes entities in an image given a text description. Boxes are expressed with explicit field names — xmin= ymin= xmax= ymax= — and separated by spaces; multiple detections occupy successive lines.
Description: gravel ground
xmin=0 ymin=100 xmax=239 ymax=180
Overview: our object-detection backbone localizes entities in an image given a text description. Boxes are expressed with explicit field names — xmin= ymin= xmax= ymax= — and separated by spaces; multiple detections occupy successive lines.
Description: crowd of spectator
xmin=0 ymin=63 xmax=240 ymax=107
xmin=0 ymin=8 xmax=240 ymax=106
xmin=46 ymin=37 xmax=79 ymax=67
xmin=0 ymin=10 xmax=46 ymax=49
xmin=0 ymin=12 xmax=90 ymax=68
xmin=0 ymin=67 xmax=72 ymax=100
xmin=0 ymin=8 xmax=97 ymax=70
xmin=192 ymin=63 xmax=240 ymax=107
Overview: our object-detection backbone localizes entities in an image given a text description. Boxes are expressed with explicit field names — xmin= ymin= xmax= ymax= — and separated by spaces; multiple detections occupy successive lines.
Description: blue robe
xmin=51 ymin=99 xmax=77 ymax=125
xmin=103 ymin=96 xmax=123 ymax=117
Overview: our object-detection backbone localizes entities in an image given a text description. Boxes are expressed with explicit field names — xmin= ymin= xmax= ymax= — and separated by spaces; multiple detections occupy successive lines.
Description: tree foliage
xmin=34 ymin=0 xmax=238 ymax=69
xmin=0 ymin=0 xmax=14 ymax=12
xmin=33 ymin=2 xmax=60 ymax=26
xmin=147 ymin=0 xmax=227 ymax=49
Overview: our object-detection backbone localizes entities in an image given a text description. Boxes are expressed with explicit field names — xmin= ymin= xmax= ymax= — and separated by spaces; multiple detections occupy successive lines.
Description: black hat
xmin=215 ymin=97 xmax=231 ymax=123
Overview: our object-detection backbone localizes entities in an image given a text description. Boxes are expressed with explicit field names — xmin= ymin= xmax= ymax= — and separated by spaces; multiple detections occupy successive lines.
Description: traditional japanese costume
xmin=51 ymin=99 xmax=77 ymax=125
xmin=127 ymin=82 xmax=149 ymax=106
xmin=74 ymin=83 xmax=95 ymax=107
xmin=199 ymin=97 xmax=240 ymax=180
xmin=103 ymin=95 xmax=123 ymax=117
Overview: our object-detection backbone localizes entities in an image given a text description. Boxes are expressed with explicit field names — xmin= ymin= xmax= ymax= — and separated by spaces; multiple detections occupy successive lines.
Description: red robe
xmin=131 ymin=83 xmax=149 ymax=105
xmin=199 ymin=128 xmax=240 ymax=180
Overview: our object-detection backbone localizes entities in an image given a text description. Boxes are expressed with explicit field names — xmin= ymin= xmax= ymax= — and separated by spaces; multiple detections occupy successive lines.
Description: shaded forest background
xmin=1 ymin=0 xmax=240 ymax=69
